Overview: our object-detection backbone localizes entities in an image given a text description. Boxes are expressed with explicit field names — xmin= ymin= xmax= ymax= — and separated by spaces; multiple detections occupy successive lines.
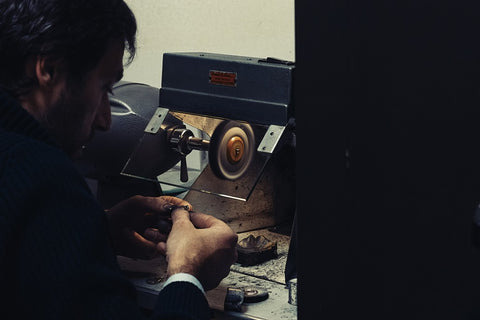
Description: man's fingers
xmin=126 ymin=195 xmax=192 ymax=215
xmin=160 ymin=196 xmax=193 ymax=211
xmin=170 ymin=207 xmax=193 ymax=224
xmin=128 ymin=231 xmax=160 ymax=259
xmin=156 ymin=241 xmax=167 ymax=256
xmin=188 ymin=211 xmax=223 ymax=229
xmin=138 ymin=196 xmax=191 ymax=230
xmin=144 ymin=228 xmax=168 ymax=243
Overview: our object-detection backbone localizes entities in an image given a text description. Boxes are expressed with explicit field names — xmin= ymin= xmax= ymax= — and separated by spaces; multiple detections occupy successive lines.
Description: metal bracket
xmin=257 ymin=124 xmax=286 ymax=154
xmin=144 ymin=107 xmax=170 ymax=134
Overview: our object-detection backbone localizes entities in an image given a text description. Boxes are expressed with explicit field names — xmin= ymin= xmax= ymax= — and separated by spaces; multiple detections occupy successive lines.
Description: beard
xmin=38 ymin=87 xmax=93 ymax=159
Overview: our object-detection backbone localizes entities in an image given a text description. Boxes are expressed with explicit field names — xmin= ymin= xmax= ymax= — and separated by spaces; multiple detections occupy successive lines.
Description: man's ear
xmin=35 ymin=56 xmax=60 ymax=87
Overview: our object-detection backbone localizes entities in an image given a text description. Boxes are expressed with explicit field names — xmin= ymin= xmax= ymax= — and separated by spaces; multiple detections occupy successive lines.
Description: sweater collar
xmin=0 ymin=88 xmax=55 ymax=146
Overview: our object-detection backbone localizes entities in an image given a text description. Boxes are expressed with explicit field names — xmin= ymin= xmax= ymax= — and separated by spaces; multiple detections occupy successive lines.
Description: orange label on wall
xmin=209 ymin=70 xmax=237 ymax=87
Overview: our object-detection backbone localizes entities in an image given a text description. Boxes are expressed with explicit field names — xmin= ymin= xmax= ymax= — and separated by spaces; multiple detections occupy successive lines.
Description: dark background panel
xmin=296 ymin=1 xmax=480 ymax=319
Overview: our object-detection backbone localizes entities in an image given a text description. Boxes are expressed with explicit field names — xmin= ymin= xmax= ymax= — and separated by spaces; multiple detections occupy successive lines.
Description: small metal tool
xmin=224 ymin=287 xmax=244 ymax=312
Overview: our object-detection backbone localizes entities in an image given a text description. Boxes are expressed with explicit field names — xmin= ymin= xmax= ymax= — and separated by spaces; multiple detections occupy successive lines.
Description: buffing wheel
xmin=208 ymin=120 xmax=255 ymax=180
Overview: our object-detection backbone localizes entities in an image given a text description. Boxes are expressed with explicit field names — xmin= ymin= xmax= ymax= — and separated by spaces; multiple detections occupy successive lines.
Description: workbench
xmin=117 ymin=228 xmax=297 ymax=319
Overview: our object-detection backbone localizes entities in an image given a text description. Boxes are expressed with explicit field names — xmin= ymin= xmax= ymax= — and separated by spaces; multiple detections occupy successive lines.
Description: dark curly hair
xmin=0 ymin=0 xmax=137 ymax=96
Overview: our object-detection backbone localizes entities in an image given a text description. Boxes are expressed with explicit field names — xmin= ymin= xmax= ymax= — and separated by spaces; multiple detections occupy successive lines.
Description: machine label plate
xmin=209 ymin=70 xmax=237 ymax=87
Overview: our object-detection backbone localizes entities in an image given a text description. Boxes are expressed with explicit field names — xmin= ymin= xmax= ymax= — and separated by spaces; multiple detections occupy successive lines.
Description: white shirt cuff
xmin=161 ymin=273 xmax=205 ymax=295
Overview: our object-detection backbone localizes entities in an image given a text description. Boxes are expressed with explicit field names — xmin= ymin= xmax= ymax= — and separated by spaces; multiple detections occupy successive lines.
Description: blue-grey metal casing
xmin=159 ymin=52 xmax=295 ymax=126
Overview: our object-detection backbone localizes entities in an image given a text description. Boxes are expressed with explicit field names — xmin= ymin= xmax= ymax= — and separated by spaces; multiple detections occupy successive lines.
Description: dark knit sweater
xmin=0 ymin=89 xmax=210 ymax=319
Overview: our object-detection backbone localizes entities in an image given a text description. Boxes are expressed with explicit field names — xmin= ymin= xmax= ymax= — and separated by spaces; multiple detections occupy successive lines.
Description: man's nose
xmin=95 ymin=98 xmax=112 ymax=131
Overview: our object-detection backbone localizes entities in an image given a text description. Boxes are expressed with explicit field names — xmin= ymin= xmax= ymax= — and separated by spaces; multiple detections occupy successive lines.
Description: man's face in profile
xmin=39 ymin=41 xmax=125 ymax=159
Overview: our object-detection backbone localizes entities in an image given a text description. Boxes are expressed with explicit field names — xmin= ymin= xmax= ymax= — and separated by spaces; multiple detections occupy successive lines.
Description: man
xmin=0 ymin=0 xmax=238 ymax=319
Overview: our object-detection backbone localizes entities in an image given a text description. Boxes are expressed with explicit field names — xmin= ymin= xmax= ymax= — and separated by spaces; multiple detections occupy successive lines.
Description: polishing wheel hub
xmin=226 ymin=136 xmax=245 ymax=164
xmin=209 ymin=120 xmax=255 ymax=180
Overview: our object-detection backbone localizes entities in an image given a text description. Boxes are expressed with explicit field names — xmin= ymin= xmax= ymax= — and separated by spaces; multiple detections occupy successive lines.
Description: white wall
xmin=122 ymin=0 xmax=295 ymax=88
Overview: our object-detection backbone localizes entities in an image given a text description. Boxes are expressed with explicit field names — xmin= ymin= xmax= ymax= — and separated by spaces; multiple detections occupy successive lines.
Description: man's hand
xmin=106 ymin=195 xmax=191 ymax=259
xmin=158 ymin=207 xmax=238 ymax=291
